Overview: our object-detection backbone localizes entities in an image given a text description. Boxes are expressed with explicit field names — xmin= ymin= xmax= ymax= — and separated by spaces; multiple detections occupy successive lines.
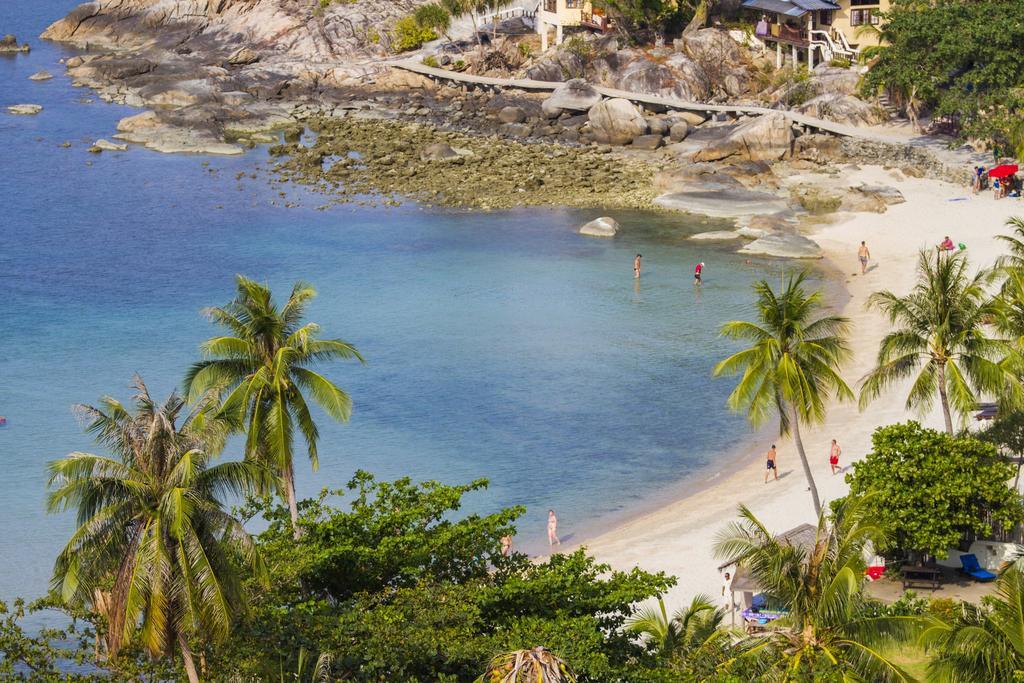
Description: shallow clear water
xmin=0 ymin=1 xmax=802 ymax=602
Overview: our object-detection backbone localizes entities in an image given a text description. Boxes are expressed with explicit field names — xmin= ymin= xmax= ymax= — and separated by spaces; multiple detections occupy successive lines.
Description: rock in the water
xmin=0 ymin=34 xmax=29 ymax=53
xmin=690 ymin=230 xmax=741 ymax=241
xmin=588 ymin=98 xmax=647 ymax=145
xmin=740 ymin=233 xmax=822 ymax=259
xmin=7 ymin=104 xmax=42 ymax=115
xmin=669 ymin=121 xmax=690 ymax=142
xmin=29 ymin=70 xmax=53 ymax=81
xmin=693 ymin=113 xmax=793 ymax=162
xmin=542 ymin=79 xmax=602 ymax=117
xmin=227 ymin=47 xmax=260 ymax=65
xmin=579 ymin=216 xmax=620 ymax=237
xmin=91 ymin=139 xmax=128 ymax=152
xmin=631 ymin=134 xmax=664 ymax=151
xmin=421 ymin=142 xmax=459 ymax=161
xmin=498 ymin=106 xmax=526 ymax=124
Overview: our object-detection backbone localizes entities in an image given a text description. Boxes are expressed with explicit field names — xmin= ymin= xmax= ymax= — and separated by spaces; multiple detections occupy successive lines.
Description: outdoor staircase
xmin=878 ymin=91 xmax=903 ymax=119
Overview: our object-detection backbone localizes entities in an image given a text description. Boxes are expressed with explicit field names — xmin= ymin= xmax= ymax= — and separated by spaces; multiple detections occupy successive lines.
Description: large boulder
xmin=740 ymin=233 xmax=822 ymax=259
xmin=588 ymin=98 xmax=647 ymax=145
xmin=542 ymin=79 xmax=601 ymax=117
xmin=693 ymin=113 xmax=793 ymax=162
xmin=796 ymin=94 xmax=887 ymax=126
xmin=675 ymin=29 xmax=741 ymax=64
xmin=810 ymin=65 xmax=860 ymax=96
xmin=525 ymin=51 xmax=586 ymax=82
xmin=631 ymin=134 xmax=664 ymax=151
xmin=669 ymin=120 xmax=690 ymax=142
xmin=498 ymin=106 xmax=526 ymax=124
xmin=227 ymin=47 xmax=260 ymax=66
xmin=793 ymin=133 xmax=843 ymax=163
xmin=579 ymin=216 xmax=620 ymax=237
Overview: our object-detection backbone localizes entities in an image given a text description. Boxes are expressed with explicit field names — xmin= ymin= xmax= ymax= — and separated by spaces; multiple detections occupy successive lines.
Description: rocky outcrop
xmin=29 ymin=70 xmax=53 ymax=81
xmin=588 ymin=98 xmax=646 ymax=145
xmin=89 ymin=139 xmax=128 ymax=152
xmin=740 ymin=233 xmax=822 ymax=259
xmin=796 ymin=94 xmax=887 ymax=127
xmin=0 ymin=34 xmax=29 ymax=53
xmin=579 ymin=216 xmax=620 ymax=237
xmin=693 ymin=113 xmax=793 ymax=162
xmin=7 ymin=104 xmax=42 ymax=115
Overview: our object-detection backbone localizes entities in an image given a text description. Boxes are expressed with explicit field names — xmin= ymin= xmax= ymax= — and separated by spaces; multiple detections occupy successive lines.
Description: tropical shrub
xmin=842 ymin=422 xmax=1024 ymax=558
xmin=392 ymin=15 xmax=438 ymax=52
xmin=206 ymin=473 xmax=674 ymax=681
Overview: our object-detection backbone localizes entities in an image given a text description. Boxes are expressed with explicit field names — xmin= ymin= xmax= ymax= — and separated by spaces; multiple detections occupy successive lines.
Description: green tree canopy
xmin=863 ymin=0 xmax=1024 ymax=150
xmin=208 ymin=473 xmax=674 ymax=681
xmin=843 ymin=421 xmax=1024 ymax=558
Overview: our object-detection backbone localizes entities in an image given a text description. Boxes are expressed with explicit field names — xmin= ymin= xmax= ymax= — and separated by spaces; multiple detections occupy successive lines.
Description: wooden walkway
xmin=393 ymin=59 xmax=896 ymax=143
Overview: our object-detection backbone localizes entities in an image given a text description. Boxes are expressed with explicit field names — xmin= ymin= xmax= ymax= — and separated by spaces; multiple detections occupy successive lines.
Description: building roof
xmin=720 ymin=523 xmax=820 ymax=593
xmin=742 ymin=0 xmax=839 ymax=17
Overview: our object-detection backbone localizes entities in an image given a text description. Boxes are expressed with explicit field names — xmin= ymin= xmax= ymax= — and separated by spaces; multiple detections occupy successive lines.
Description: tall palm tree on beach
xmin=859 ymin=249 xmax=1015 ymax=435
xmin=47 ymin=377 xmax=272 ymax=683
xmin=713 ymin=271 xmax=853 ymax=515
xmin=184 ymin=276 xmax=364 ymax=537
xmin=713 ymin=499 xmax=926 ymax=681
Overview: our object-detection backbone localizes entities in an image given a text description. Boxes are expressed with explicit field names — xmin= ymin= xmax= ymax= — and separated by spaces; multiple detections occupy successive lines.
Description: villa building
xmin=741 ymin=0 xmax=890 ymax=68
xmin=534 ymin=0 xmax=609 ymax=50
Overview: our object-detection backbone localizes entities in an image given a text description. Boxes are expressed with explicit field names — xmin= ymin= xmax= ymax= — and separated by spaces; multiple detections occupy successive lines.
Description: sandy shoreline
xmin=576 ymin=164 xmax=1024 ymax=608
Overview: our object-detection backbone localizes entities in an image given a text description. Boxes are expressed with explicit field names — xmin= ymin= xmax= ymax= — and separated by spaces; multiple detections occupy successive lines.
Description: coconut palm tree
xmin=184 ymin=276 xmax=364 ymax=537
xmin=859 ymin=249 xmax=1016 ymax=435
xmin=627 ymin=595 xmax=731 ymax=674
xmin=713 ymin=498 xmax=926 ymax=681
xmin=713 ymin=271 xmax=853 ymax=515
xmin=922 ymin=562 xmax=1024 ymax=681
xmin=476 ymin=647 xmax=576 ymax=683
xmin=47 ymin=377 xmax=273 ymax=683
xmin=995 ymin=217 xmax=1024 ymax=273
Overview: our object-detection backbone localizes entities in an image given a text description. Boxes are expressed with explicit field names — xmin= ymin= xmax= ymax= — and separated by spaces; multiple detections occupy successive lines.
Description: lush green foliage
xmin=592 ymin=0 xmax=687 ymax=39
xmin=863 ymin=0 xmax=1024 ymax=150
xmin=860 ymin=249 xmax=1016 ymax=435
xmin=46 ymin=378 xmax=272 ymax=680
xmin=713 ymin=499 xmax=926 ymax=681
xmin=626 ymin=595 xmax=733 ymax=678
xmin=185 ymin=276 xmax=363 ymax=533
xmin=414 ymin=3 xmax=452 ymax=40
xmin=204 ymin=473 xmax=673 ymax=681
xmin=922 ymin=563 xmax=1024 ymax=681
xmin=843 ymin=422 xmax=1023 ymax=558
xmin=393 ymin=15 xmax=440 ymax=52
xmin=713 ymin=271 xmax=852 ymax=514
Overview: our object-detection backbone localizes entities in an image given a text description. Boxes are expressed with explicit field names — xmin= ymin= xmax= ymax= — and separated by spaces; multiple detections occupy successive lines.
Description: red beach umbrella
xmin=989 ymin=164 xmax=1019 ymax=179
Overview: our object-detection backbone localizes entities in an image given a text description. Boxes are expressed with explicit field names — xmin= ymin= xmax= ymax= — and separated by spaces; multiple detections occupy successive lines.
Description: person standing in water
xmin=547 ymin=509 xmax=560 ymax=546
xmin=858 ymin=241 xmax=871 ymax=274
xmin=829 ymin=439 xmax=842 ymax=475
xmin=764 ymin=444 xmax=778 ymax=483
xmin=694 ymin=261 xmax=705 ymax=285
xmin=634 ymin=254 xmax=642 ymax=279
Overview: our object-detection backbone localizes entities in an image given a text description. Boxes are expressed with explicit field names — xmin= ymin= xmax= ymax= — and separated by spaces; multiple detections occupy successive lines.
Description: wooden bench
xmin=901 ymin=564 xmax=943 ymax=591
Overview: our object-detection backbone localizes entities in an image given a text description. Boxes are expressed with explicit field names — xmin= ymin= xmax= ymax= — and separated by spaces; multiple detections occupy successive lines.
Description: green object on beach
xmin=959 ymin=243 xmax=967 ymax=250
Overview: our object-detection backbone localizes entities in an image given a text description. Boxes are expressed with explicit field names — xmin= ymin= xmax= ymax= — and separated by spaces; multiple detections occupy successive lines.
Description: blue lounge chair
xmin=959 ymin=554 xmax=996 ymax=581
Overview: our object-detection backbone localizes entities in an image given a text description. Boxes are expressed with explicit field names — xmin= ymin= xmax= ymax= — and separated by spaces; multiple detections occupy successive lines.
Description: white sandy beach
xmin=581 ymin=164 xmax=1024 ymax=609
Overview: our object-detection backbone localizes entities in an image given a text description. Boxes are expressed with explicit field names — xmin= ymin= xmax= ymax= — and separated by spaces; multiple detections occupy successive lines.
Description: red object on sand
xmin=865 ymin=566 xmax=885 ymax=581
xmin=989 ymin=164 xmax=1019 ymax=179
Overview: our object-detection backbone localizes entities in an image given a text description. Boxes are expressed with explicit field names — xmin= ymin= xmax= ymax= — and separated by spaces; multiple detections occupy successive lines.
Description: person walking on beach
xmin=829 ymin=439 xmax=842 ymax=475
xmin=721 ymin=571 xmax=734 ymax=611
xmin=634 ymin=254 xmax=642 ymax=279
xmin=764 ymin=444 xmax=778 ymax=483
xmin=500 ymin=535 xmax=513 ymax=557
xmin=694 ymin=261 xmax=705 ymax=285
xmin=858 ymin=241 xmax=871 ymax=274
xmin=547 ymin=509 xmax=560 ymax=546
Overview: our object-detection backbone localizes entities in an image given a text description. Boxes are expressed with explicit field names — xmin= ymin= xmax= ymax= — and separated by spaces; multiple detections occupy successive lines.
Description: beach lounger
xmin=959 ymin=554 xmax=996 ymax=582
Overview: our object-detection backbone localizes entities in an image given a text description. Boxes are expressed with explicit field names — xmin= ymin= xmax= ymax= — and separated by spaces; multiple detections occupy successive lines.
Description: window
xmin=566 ymin=0 xmax=582 ymax=7
xmin=817 ymin=10 xmax=833 ymax=25
xmin=850 ymin=0 xmax=879 ymax=5
xmin=850 ymin=8 xmax=875 ymax=26
xmin=544 ymin=0 xmax=556 ymax=11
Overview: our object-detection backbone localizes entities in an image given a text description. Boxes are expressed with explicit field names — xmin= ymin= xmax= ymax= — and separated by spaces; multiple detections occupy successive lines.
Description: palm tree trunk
xmin=790 ymin=404 xmax=822 ymax=516
xmin=936 ymin=363 xmax=954 ymax=435
xmin=178 ymin=633 xmax=200 ymax=683
xmin=283 ymin=462 xmax=302 ymax=540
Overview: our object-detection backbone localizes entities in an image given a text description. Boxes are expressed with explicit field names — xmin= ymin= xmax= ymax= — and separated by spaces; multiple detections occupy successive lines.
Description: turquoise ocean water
xmin=0 ymin=1 xmax=801 ymax=604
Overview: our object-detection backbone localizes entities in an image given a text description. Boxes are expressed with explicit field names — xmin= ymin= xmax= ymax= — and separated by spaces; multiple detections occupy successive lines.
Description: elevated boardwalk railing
xmin=392 ymin=59 xmax=895 ymax=144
